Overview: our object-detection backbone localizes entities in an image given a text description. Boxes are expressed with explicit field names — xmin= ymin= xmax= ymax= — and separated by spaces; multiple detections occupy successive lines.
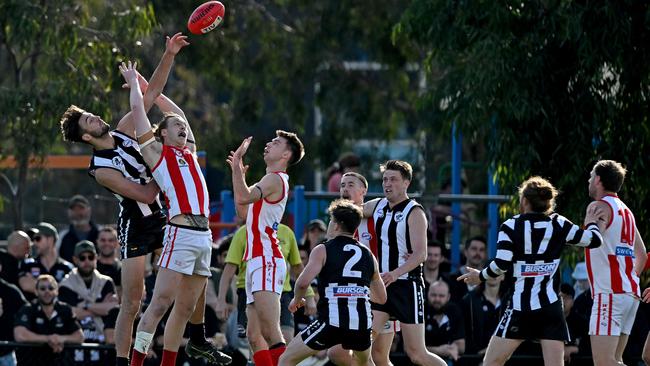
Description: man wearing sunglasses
xmin=14 ymin=274 xmax=84 ymax=366
xmin=59 ymin=241 xmax=118 ymax=365
xmin=18 ymin=223 xmax=74 ymax=301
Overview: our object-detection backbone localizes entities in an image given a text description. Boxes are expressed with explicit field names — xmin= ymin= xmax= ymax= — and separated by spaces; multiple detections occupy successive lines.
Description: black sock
xmin=189 ymin=322 xmax=207 ymax=345
xmin=116 ymin=357 xmax=129 ymax=366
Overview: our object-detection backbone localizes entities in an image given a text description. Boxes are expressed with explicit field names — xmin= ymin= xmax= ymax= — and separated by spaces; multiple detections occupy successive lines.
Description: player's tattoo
xmin=184 ymin=214 xmax=209 ymax=228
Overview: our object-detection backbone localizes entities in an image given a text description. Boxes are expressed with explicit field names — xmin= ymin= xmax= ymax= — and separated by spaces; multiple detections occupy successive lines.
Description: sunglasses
xmin=78 ymin=254 xmax=96 ymax=261
xmin=37 ymin=285 xmax=56 ymax=291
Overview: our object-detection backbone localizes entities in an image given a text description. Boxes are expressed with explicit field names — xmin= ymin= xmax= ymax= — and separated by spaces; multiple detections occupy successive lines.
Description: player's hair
xmin=464 ymin=235 xmax=487 ymax=250
xmin=327 ymin=199 xmax=363 ymax=234
xmin=380 ymin=160 xmax=413 ymax=181
xmin=342 ymin=172 xmax=368 ymax=189
xmin=518 ymin=176 xmax=558 ymax=215
xmin=593 ymin=160 xmax=627 ymax=193
xmin=153 ymin=112 xmax=185 ymax=144
xmin=35 ymin=274 xmax=57 ymax=289
xmin=276 ymin=130 xmax=305 ymax=166
xmin=60 ymin=105 xmax=86 ymax=143
xmin=99 ymin=227 xmax=117 ymax=238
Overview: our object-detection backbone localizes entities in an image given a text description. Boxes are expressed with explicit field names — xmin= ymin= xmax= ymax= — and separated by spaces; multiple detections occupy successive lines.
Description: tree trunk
xmin=11 ymin=157 xmax=28 ymax=230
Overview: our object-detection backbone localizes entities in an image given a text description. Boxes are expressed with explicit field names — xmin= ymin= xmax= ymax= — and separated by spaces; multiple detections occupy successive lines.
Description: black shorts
xmin=280 ymin=291 xmax=294 ymax=328
xmin=236 ymin=288 xmax=247 ymax=338
xmin=300 ymin=319 xmax=371 ymax=351
xmin=118 ymin=212 xmax=165 ymax=259
xmin=494 ymin=300 xmax=570 ymax=341
xmin=371 ymin=279 xmax=424 ymax=324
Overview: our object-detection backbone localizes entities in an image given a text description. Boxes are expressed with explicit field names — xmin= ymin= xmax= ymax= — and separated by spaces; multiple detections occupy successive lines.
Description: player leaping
xmin=226 ymin=132 xmax=304 ymax=366
xmin=119 ymin=61 xmax=231 ymax=366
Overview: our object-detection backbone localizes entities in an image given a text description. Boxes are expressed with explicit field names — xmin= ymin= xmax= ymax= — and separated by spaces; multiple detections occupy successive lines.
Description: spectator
xmin=206 ymin=234 xmax=234 ymax=316
xmin=0 ymin=230 xmax=32 ymax=285
xmin=560 ymin=283 xmax=581 ymax=364
xmin=571 ymin=261 xmax=590 ymax=298
xmin=301 ymin=219 xmax=327 ymax=252
xmin=58 ymin=195 xmax=100 ymax=263
xmin=58 ymin=241 xmax=118 ymax=365
xmin=95 ymin=227 xmax=122 ymax=297
xmin=326 ymin=152 xmax=361 ymax=192
xmin=14 ymin=274 xmax=84 ymax=366
xmin=569 ymin=282 xmax=593 ymax=364
xmin=0 ymin=274 xmax=28 ymax=366
xmin=449 ymin=236 xmax=487 ymax=303
xmin=423 ymin=240 xmax=448 ymax=291
xmin=424 ymin=280 xmax=465 ymax=362
xmin=18 ymin=223 xmax=73 ymax=300
xmin=461 ymin=276 xmax=504 ymax=359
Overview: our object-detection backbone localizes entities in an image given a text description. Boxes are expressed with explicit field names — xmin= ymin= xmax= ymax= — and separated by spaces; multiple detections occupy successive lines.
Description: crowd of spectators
xmin=1 ymin=194 xmax=649 ymax=366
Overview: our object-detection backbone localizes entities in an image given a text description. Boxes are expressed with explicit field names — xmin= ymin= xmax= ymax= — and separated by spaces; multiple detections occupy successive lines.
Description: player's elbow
xmin=372 ymin=290 xmax=387 ymax=305
xmin=13 ymin=327 xmax=29 ymax=342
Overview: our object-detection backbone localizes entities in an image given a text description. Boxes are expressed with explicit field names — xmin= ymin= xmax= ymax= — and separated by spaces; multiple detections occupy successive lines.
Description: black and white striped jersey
xmin=318 ymin=236 xmax=375 ymax=330
xmin=88 ymin=130 xmax=162 ymax=220
xmin=373 ymin=198 xmax=424 ymax=280
xmin=480 ymin=212 xmax=602 ymax=311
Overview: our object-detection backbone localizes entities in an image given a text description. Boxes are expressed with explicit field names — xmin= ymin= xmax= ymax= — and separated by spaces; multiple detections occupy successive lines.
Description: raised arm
xmin=226 ymin=137 xmax=281 ymax=218
xmin=558 ymin=204 xmax=603 ymax=248
xmin=94 ymin=168 xmax=160 ymax=204
xmin=119 ymin=61 xmax=161 ymax=167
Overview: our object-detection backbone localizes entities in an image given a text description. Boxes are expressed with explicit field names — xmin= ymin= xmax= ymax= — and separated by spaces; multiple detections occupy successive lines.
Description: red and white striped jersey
xmin=586 ymin=194 xmax=640 ymax=296
xmin=243 ymin=172 xmax=289 ymax=261
xmin=355 ymin=217 xmax=378 ymax=258
xmin=152 ymin=145 xmax=210 ymax=219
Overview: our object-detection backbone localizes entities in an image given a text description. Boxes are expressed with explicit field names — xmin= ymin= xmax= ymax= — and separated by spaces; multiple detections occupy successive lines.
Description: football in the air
xmin=187 ymin=1 xmax=225 ymax=35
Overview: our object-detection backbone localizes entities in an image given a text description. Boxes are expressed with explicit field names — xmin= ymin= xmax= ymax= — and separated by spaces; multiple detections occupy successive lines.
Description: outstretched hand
xmin=119 ymin=61 xmax=139 ymax=85
xmin=643 ymin=287 xmax=650 ymax=303
xmin=166 ymin=32 xmax=190 ymax=55
xmin=122 ymin=71 xmax=149 ymax=93
xmin=226 ymin=137 xmax=252 ymax=172
xmin=457 ymin=266 xmax=482 ymax=286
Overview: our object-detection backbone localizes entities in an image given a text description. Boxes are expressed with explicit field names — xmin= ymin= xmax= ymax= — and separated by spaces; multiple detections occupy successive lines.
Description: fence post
xmin=220 ymin=190 xmax=235 ymax=237
xmin=451 ymin=123 xmax=462 ymax=271
xmin=487 ymin=169 xmax=499 ymax=259
xmin=293 ymin=185 xmax=305 ymax=241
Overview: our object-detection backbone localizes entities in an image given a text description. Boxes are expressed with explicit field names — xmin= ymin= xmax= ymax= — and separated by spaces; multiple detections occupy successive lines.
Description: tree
xmin=396 ymin=1 xmax=650 ymax=239
xmin=0 ymin=0 xmax=156 ymax=229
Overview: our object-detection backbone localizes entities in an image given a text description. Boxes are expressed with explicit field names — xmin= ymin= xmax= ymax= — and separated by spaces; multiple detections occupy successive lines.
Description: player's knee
xmin=246 ymin=332 xmax=266 ymax=352
xmin=404 ymin=347 xmax=439 ymax=366
xmin=326 ymin=348 xmax=348 ymax=365
xmin=592 ymin=354 xmax=617 ymax=366
xmin=148 ymin=294 xmax=174 ymax=317
xmin=643 ymin=351 xmax=650 ymax=366
xmin=120 ymin=296 xmax=141 ymax=317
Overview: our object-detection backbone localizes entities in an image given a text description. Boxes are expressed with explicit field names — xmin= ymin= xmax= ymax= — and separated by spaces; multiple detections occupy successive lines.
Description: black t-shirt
xmin=0 ymin=250 xmax=21 ymax=286
xmin=0 ymin=278 xmax=28 ymax=355
xmin=14 ymin=301 xmax=81 ymax=366
xmin=19 ymin=256 xmax=74 ymax=283
xmin=96 ymin=261 xmax=122 ymax=288
xmin=424 ymin=301 xmax=465 ymax=347
xmin=461 ymin=289 xmax=502 ymax=354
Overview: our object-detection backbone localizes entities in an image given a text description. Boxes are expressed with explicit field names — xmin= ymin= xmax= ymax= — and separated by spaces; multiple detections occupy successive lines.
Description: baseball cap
xmin=33 ymin=222 xmax=59 ymax=241
xmin=74 ymin=240 xmax=97 ymax=257
xmin=572 ymin=262 xmax=588 ymax=281
xmin=307 ymin=219 xmax=327 ymax=232
xmin=68 ymin=194 xmax=90 ymax=208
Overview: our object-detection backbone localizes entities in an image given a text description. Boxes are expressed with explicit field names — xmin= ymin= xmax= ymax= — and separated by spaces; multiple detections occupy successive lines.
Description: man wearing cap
xmin=58 ymin=195 xmax=100 ymax=263
xmin=59 ymin=241 xmax=118 ymax=365
xmin=571 ymin=261 xmax=590 ymax=299
xmin=301 ymin=219 xmax=327 ymax=252
xmin=0 ymin=230 xmax=32 ymax=285
xmin=18 ymin=223 xmax=74 ymax=300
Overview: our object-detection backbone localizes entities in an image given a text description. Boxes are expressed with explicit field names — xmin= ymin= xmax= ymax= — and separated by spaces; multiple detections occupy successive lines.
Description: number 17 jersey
xmin=586 ymin=194 xmax=640 ymax=296
xmin=318 ymin=236 xmax=375 ymax=331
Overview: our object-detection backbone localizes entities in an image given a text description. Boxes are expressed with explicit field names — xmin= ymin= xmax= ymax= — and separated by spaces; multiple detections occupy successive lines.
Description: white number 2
xmin=343 ymin=244 xmax=362 ymax=278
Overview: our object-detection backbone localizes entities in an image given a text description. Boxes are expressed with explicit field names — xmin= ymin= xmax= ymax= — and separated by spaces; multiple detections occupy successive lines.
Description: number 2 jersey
xmin=318 ymin=236 xmax=375 ymax=330
xmin=586 ymin=194 xmax=640 ymax=296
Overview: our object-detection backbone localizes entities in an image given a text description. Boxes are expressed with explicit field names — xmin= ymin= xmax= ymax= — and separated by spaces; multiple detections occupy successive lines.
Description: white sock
xmin=133 ymin=331 xmax=154 ymax=354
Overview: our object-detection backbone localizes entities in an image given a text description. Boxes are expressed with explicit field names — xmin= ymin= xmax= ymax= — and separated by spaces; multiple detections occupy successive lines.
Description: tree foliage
xmin=0 ymin=0 xmax=156 ymax=228
xmin=397 ymin=1 xmax=650 ymax=242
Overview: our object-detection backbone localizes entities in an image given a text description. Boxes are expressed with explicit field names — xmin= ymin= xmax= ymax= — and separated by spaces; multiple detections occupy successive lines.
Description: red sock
xmin=130 ymin=350 xmax=146 ymax=366
xmin=269 ymin=345 xmax=286 ymax=366
xmin=160 ymin=349 xmax=177 ymax=366
xmin=253 ymin=350 xmax=273 ymax=366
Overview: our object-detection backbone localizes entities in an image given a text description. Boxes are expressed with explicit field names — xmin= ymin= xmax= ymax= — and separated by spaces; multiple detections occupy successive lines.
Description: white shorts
xmin=245 ymin=256 xmax=286 ymax=304
xmin=589 ymin=293 xmax=639 ymax=336
xmin=157 ymin=224 xmax=212 ymax=277
xmin=378 ymin=320 xmax=401 ymax=335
